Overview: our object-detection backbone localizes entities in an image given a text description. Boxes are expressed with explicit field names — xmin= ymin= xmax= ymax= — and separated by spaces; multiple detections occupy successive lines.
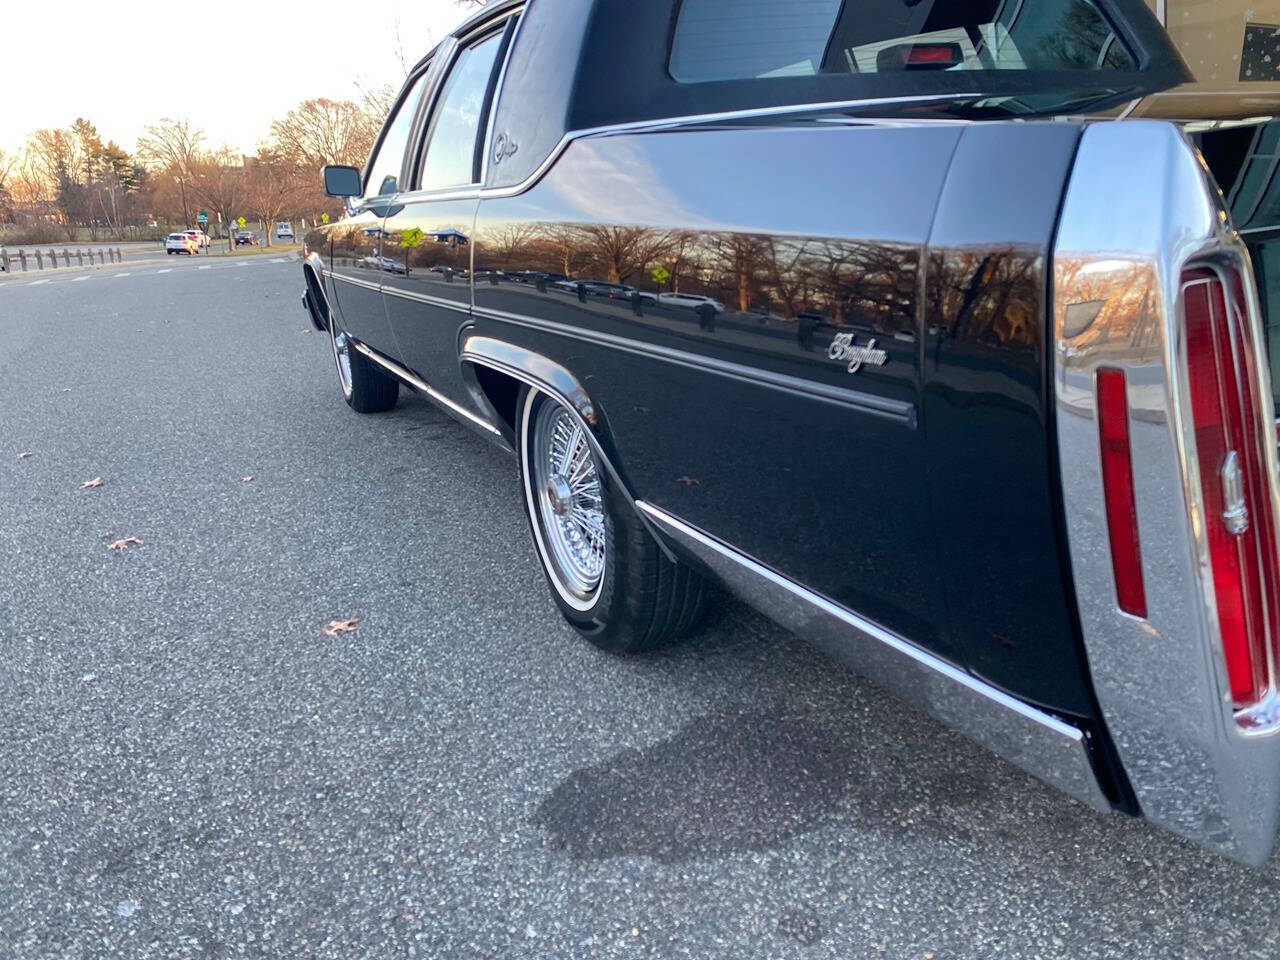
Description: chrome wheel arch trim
xmin=1053 ymin=119 xmax=1280 ymax=864
xmin=635 ymin=501 xmax=1113 ymax=813
xmin=459 ymin=335 xmax=677 ymax=560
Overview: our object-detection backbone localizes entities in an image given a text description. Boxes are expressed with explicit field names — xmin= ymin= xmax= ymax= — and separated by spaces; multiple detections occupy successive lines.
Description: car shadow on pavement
xmin=533 ymin=705 xmax=994 ymax=863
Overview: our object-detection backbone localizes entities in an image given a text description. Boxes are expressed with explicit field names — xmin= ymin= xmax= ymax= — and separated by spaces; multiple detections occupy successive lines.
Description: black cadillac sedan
xmin=300 ymin=0 xmax=1280 ymax=865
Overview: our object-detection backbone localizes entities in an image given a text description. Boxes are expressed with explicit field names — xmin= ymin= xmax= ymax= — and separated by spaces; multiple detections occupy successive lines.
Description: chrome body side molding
xmin=351 ymin=340 xmax=505 ymax=445
xmin=635 ymin=501 xmax=1112 ymax=813
xmin=1054 ymin=120 xmax=1280 ymax=864
xmin=470 ymin=305 xmax=917 ymax=426
xmin=381 ymin=285 xmax=473 ymax=314
xmin=331 ymin=272 xmax=381 ymax=294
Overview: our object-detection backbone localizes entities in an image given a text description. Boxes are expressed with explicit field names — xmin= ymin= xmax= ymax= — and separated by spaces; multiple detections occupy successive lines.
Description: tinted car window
xmin=420 ymin=31 xmax=504 ymax=191
xmin=365 ymin=70 xmax=432 ymax=198
xmin=670 ymin=0 xmax=1134 ymax=84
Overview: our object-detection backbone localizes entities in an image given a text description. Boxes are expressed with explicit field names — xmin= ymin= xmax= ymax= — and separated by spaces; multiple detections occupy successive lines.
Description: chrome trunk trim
xmin=636 ymin=501 xmax=1112 ymax=813
xmin=1053 ymin=120 xmax=1280 ymax=864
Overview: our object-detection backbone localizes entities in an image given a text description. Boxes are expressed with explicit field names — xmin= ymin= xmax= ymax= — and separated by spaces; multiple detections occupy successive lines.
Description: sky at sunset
xmin=0 ymin=0 xmax=470 ymax=156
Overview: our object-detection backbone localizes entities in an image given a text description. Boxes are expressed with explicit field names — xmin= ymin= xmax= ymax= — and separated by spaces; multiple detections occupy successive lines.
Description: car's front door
xmin=327 ymin=67 xmax=433 ymax=359
xmin=380 ymin=18 xmax=513 ymax=409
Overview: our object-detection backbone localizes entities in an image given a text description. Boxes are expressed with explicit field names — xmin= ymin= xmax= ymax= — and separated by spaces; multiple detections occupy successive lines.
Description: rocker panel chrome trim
xmin=351 ymin=340 xmax=503 ymax=441
xmin=635 ymin=501 xmax=1112 ymax=813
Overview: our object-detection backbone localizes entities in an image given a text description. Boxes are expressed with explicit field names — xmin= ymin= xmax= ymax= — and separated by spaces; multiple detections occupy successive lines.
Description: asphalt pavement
xmin=2 ymin=258 xmax=1278 ymax=959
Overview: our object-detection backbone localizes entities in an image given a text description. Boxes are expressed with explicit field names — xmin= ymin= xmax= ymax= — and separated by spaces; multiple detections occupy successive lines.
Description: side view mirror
xmin=322 ymin=165 xmax=362 ymax=198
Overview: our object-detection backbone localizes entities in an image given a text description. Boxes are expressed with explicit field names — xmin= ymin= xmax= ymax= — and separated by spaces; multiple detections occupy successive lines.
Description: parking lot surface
xmin=2 ymin=260 xmax=1279 ymax=959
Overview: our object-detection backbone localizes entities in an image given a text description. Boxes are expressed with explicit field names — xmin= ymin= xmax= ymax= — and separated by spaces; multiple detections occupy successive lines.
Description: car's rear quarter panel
xmin=471 ymin=120 xmax=1104 ymax=722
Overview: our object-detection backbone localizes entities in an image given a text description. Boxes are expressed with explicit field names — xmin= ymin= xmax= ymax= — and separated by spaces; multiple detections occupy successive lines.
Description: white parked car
xmin=657 ymin=292 xmax=725 ymax=312
xmin=165 ymin=233 xmax=198 ymax=255
xmin=182 ymin=229 xmax=209 ymax=249
xmin=275 ymin=222 xmax=294 ymax=240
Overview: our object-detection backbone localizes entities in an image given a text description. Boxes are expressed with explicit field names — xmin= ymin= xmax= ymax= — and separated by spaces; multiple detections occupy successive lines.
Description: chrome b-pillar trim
xmin=1053 ymin=120 xmax=1280 ymax=864
xmin=636 ymin=501 xmax=1113 ymax=813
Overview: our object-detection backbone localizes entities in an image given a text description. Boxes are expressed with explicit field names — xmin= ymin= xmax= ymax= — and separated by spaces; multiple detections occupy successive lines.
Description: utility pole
xmin=174 ymin=175 xmax=189 ymax=229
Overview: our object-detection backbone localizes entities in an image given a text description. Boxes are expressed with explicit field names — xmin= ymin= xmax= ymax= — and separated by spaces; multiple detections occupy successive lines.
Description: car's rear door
xmin=378 ymin=12 xmax=516 ymax=410
xmin=326 ymin=66 xmax=433 ymax=359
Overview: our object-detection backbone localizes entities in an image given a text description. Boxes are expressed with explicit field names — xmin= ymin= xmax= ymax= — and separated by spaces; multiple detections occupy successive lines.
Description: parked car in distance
xmin=234 ymin=231 xmax=258 ymax=246
xmin=301 ymin=0 xmax=1280 ymax=865
xmin=182 ymin=229 xmax=209 ymax=250
xmin=275 ymin=222 xmax=294 ymax=241
xmin=657 ymin=292 xmax=725 ymax=312
xmin=165 ymin=233 xmax=198 ymax=255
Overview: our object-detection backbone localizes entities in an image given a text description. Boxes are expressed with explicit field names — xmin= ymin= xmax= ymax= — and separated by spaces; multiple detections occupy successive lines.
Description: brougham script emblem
xmin=827 ymin=332 xmax=888 ymax=374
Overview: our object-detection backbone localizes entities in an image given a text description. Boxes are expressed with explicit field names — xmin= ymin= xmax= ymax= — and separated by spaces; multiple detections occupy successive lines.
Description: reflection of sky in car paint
xmin=546 ymin=140 xmax=697 ymax=227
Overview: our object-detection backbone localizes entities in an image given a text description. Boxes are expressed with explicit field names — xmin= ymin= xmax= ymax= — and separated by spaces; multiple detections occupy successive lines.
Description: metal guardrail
xmin=0 ymin=246 xmax=123 ymax=273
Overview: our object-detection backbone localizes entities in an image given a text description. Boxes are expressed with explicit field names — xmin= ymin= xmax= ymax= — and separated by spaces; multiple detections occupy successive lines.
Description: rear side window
xmin=364 ymin=70 xmax=432 ymax=198
xmin=419 ymin=31 xmax=505 ymax=191
xmin=670 ymin=0 xmax=1134 ymax=84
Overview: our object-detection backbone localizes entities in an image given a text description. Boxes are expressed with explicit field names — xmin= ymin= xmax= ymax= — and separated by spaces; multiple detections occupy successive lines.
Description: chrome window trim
xmin=479 ymin=4 xmax=526 ymax=188
xmin=479 ymin=94 xmax=993 ymax=197
xmin=472 ymin=304 xmax=917 ymax=425
xmin=1053 ymin=120 xmax=1280 ymax=865
xmin=635 ymin=501 xmax=1112 ymax=812
xmin=406 ymin=8 xmax=517 ymax=196
xmin=351 ymin=339 xmax=501 ymax=439
xmin=387 ymin=185 xmax=483 ymax=204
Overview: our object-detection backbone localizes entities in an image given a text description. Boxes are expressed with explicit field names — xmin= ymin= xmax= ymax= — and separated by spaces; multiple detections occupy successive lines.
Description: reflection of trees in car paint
xmin=473 ymin=221 xmax=931 ymax=336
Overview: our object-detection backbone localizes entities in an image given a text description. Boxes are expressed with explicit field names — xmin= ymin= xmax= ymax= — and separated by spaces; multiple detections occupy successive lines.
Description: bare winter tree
xmin=268 ymin=99 xmax=380 ymax=169
xmin=136 ymin=118 xmax=204 ymax=176
xmin=188 ymin=147 xmax=245 ymax=251
xmin=0 ymin=148 xmax=13 ymax=222
xmin=244 ymin=149 xmax=305 ymax=247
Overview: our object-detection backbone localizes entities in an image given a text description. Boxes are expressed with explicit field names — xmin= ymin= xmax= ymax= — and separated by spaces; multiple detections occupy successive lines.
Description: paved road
xmin=2 ymin=259 xmax=1278 ymax=959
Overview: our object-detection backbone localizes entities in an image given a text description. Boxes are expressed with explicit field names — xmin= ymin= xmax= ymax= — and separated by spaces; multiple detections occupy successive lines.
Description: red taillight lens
xmin=1184 ymin=267 xmax=1280 ymax=707
xmin=1097 ymin=367 xmax=1148 ymax=617
xmin=906 ymin=44 xmax=963 ymax=65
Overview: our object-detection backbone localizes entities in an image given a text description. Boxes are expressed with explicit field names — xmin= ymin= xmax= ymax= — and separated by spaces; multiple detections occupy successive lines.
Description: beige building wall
xmin=1134 ymin=1 xmax=1280 ymax=117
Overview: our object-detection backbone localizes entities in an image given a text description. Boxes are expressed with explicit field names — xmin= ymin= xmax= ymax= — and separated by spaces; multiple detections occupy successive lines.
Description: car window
xmin=364 ymin=69 xmax=433 ymax=199
xmin=419 ymin=31 xmax=504 ymax=191
xmin=669 ymin=0 xmax=1134 ymax=84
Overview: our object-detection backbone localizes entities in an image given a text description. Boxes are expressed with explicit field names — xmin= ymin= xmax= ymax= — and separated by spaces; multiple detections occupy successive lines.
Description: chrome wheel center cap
xmin=546 ymin=475 xmax=574 ymax=516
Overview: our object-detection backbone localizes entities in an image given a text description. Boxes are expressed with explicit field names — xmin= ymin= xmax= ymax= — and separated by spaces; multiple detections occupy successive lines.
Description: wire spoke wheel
xmin=530 ymin=400 xmax=606 ymax=606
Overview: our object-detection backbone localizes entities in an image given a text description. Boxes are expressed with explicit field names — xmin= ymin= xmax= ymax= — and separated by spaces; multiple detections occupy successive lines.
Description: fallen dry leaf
xmin=17 ymin=452 xmax=33 ymax=460
xmin=323 ymin=617 xmax=359 ymax=637
xmin=106 ymin=536 xmax=142 ymax=551
xmin=81 ymin=477 xmax=103 ymax=489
